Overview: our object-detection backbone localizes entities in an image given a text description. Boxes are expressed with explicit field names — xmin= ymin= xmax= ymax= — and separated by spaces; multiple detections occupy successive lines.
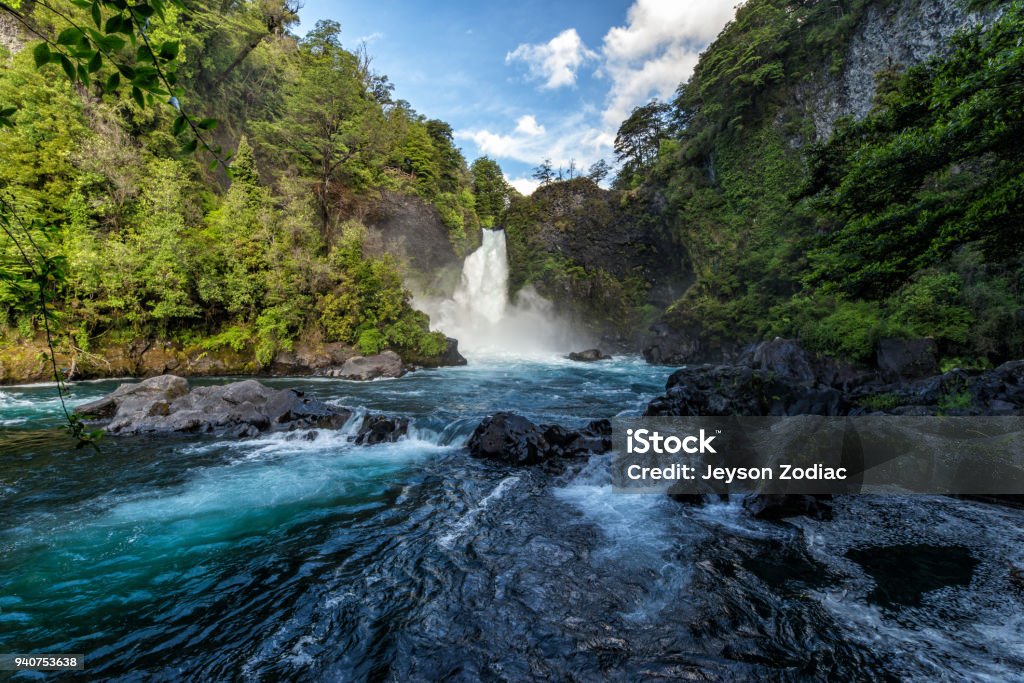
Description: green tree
xmin=613 ymin=99 xmax=670 ymax=188
xmin=532 ymin=158 xmax=554 ymax=185
xmin=254 ymin=19 xmax=381 ymax=236
xmin=470 ymin=156 xmax=509 ymax=226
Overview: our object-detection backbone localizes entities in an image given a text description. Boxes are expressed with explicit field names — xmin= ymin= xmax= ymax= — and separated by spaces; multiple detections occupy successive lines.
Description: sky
xmin=296 ymin=1 xmax=739 ymax=194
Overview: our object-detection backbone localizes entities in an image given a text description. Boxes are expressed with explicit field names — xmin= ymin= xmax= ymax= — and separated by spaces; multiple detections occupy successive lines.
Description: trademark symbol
xmin=716 ymin=430 xmax=722 ymax=434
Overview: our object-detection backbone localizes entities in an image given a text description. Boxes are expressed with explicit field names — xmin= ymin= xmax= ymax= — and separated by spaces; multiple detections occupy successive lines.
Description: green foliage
xmin=804 ymin=4 xmax=1024 ymax=298
xmin=613 ymin=99 xmax=671 ymax=188
xmin=1 ymin=3 xmax=503 ymax=374
xmin=890 ymin=272 xmax=973 ymax=346
xmin=630 ymin=0 xmax=1024 ymax=366
xmin=859 ymin=392 xmax=902 ymax=411
xmin=471 ymin=156 xmax=510 ymax=226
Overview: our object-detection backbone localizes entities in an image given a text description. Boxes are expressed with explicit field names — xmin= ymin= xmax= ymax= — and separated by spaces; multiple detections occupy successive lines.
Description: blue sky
xmin=296 ymin=1 xmax=738 ymax=193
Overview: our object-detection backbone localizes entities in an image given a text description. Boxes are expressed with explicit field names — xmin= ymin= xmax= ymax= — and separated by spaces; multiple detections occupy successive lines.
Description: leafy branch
xmin=0 ymin=0 xmax=227 ymax=163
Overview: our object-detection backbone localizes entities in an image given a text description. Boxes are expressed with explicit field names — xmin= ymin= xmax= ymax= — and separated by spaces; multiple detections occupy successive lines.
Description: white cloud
xmin=599 ymin=0 xmax=737 ymax=127
xmin=514 ymin=115 xmax=545 ymax=137
xmin=458 ymin=113 xmax=607 ymax=173
xmin=460 ymin=1 xmax=738 ymax=184
xmin=355 ymin=31 xmax=384 ymax=45
xmin=507 ymin=176 xmax=540 ymax=196
xmin=506 ymin=28 xmax=598 ymax=90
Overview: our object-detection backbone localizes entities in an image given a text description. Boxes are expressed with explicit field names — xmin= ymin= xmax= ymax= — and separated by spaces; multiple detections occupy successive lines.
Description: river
xmin=1 ymin=356 xmax=1022 ymax=681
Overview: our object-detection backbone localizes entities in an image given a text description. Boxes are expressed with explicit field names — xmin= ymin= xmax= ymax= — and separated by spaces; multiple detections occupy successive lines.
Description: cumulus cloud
xmin=459 ymin=1 xmax=737 ymax=185
xmin=506 ymin=28 xmax=598 ymax=89
xmin=507 ymin=176 xmax=540 ymax=196
xmin=458 ymin=112 xmax=609 ymax=173
xmin=599 ymin=0 xmax=737 ymax=127
xmin=514 ymin=115 xmax=545 ymax=137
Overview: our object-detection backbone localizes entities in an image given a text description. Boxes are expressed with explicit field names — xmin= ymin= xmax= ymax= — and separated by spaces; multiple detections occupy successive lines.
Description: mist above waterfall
xmin=417 ymin=229 xmax=579 ymax=357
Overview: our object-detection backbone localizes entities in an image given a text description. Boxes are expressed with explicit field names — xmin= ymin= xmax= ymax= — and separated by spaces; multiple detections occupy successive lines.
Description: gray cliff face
xmin=0 ymin=14 xmax=24 ymax=55
xmin=359 ymin=191 xmax=464 ymax=295
xmin=807 ymin=0 xmax=994 ymax=140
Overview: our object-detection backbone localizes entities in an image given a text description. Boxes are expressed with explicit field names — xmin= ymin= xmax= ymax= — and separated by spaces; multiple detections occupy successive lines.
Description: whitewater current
xmin=1 ymin=358 xmax=1023 ymax=681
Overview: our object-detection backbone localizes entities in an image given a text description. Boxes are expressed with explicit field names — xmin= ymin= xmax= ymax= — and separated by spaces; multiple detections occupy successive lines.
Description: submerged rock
xmin=568 ymin=349 xmax=611 ymax=362
xmin=75 ymin=375 xmax=352 ymax=436
xmin=323 ymin=351 xmax=406 ymax=380
xmin=467 ymin=412 xmax=612 ymax=465
xmin=741 ymin=494 xmax=834 ymax=521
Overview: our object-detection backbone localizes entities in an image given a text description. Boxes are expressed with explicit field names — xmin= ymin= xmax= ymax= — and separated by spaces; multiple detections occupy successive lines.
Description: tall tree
xmin=613 ymin=99 xmax=671 ymax=187
xmin=470 ymin=156 xmax=510 ymax=226
xmin=254 ymin=20 xmax=381 ymax=238
xmin=532 ymin=158 xmax=554 ymax=185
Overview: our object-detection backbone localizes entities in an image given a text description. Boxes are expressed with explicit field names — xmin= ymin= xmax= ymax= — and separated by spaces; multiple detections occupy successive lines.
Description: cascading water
xmin=449 ymin=228 xmax=509 ymax=326
xmin=422 ymin=229 xmax=578 ymax=356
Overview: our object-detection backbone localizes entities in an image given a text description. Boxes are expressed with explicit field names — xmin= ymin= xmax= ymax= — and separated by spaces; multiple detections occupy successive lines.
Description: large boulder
xmin=745 ymin=338 xmax=817 ymax=386
xmin=324 ymin=351 xmax=406 ymax=380
xmin=644 ymin=365 xmax=848 ymax=417
xmin=568 ymin=349 xmax=611 ymax=362
xmin=75 ymin=376 xmax=352 ymax=436
xmin=420 ymin=337 xmax=467 ymax=368
xmin=467 ymin=412 xmax=612 ymax=466
xmin=876 ymin=338 xmax=938 ymax=380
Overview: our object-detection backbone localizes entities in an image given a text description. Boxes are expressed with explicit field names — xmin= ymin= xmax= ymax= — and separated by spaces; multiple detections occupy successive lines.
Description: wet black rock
xmin=75 ymin=375 xmax=352 ymax=436
xmin=568 ymin=349 xmax=612 ymax=362
xmin=354 ymin=414 xmax=410 ymax=445
xmin=468 ymin=412 xmax=612 ymax=465
xmin=875 ymin=338 xmax=938 ymax=380
xmin=743 ymin=337 xmax=817 ymax=386
xmin=644 ymin=365 xmax=848 ymax=417
xmin=741 ymin=494 xmax=834 ymax=521
xmin=439 ymin=337 xmax=468 ymax=367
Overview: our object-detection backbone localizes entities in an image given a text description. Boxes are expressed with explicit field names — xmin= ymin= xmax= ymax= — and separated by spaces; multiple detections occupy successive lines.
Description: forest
xmin=613 ymin=0 xmax=1024 ymax=367
xmin=0 ymin=0 xmax=514 ymax=372
xmin=1 ymin=0 xmax=1022 ymax=377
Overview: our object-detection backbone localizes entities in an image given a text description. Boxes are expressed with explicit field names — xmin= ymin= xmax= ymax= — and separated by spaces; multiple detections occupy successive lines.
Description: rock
xmin=75 ymin=375 xmax=352 ymax=436
xmin=568 ymin=349 xmax=611 ymax=362
xmin=353 ymin=414 xmax=410 ymax=445
xmin=75 ymin=374 xmax=189 ymax=420
xmin=644 ymin=365 xmax=848 ymax=417
xmin=324 ymin=351 xmax=406 ymax=381
xmin=436 ymin=337 xmax=468 ymax=367
xmin=467 ymin=412 xmax=612 ymax=466
xmin=876 ymin=338 xmax=938 ymax=380
xmin=741 ymin=494 xmax=834 ymax=520
xmin=542 ymin=419 xmax=613 ymax=458
xmin=745 ymin=338 xmax=817 ymax=386
xmin=468 ymin=412 xmax=550 ymax=465
xmin=269 ymin=341 xmax=355 ymax=375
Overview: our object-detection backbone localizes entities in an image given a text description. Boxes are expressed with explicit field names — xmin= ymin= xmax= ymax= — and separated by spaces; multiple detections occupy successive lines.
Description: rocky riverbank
xmin=644 ymin=338 xmax=1024 ymax=418
xmin=0 ymin=336 xmax=466 ymax=385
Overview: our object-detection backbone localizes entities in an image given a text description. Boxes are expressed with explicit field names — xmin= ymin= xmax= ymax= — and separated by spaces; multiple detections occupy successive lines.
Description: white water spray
xmin=420 ymin=229 xmax=578 ymax=357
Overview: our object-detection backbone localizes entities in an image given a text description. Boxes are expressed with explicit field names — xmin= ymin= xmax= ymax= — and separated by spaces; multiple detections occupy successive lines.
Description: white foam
xmin=438 ymin=475 xmax=520 ymax=549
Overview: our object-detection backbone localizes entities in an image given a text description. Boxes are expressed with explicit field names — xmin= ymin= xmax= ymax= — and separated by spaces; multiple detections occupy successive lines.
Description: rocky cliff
xmin=804 ymin=0 xmax=997 ymax=140
xmin=502 ymin=178 xmax=692 ymax=349
xmin=636 ymin=0 xmax=1014 ymax=367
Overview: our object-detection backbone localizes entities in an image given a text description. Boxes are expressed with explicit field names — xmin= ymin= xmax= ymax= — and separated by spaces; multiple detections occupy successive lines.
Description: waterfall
xmin=420 ymin=229 xmax=577 ymax=357
xmin=452 ymin=229 xmax=509 ymax=325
